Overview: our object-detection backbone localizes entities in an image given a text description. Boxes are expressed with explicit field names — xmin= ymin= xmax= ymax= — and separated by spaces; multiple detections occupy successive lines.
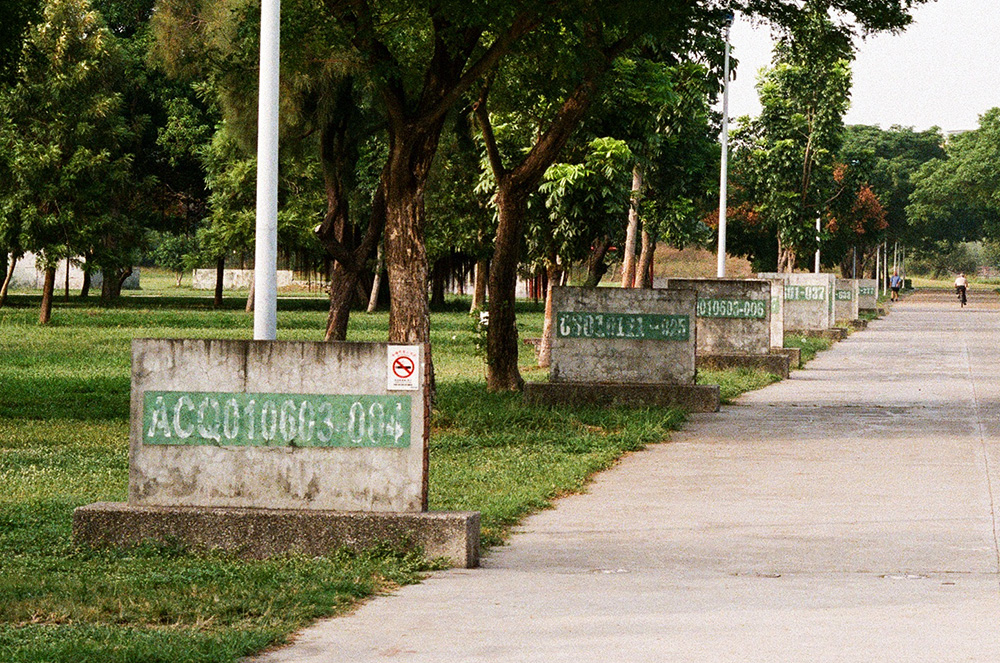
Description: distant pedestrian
xmin=955 ymin=273 xmax=968 ymax=307
xmin=890 ymin=271 xmax=903 ymax=301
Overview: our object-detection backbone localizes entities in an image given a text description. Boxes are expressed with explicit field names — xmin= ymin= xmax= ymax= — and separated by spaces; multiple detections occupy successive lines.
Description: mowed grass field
xmin=0 ymin=274 xmax=786 ymax=663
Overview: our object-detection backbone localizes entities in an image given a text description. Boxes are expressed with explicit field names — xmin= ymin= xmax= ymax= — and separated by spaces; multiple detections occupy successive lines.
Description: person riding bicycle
xmin=955 ymin=273 xmax=968 ymax=306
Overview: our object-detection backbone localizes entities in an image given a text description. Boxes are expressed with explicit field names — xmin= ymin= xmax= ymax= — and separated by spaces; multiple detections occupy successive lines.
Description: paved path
xmin=249 ymin=289 xmax=1000 ymax=662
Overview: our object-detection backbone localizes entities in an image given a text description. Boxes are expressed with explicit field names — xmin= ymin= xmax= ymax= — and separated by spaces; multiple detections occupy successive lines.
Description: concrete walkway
xmin=249 ymin=289 xmax=1000 ymax=662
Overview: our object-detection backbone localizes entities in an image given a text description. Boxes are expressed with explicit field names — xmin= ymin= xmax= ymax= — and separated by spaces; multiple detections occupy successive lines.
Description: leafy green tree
xmin=841 ymin=125 xmax=944 ymax=240
xmin=585 ymin=59 xmax=716 ymax=288
xmin=730 ymin=3 xmax=853 ymax=272
xmin=474 ymin=4 xmax=725 ymax=390
xmin=0 ymin=0 xmax=137 ymax=322
xmin=194 ymin=124 xmax=326 ymax=308
xmin=477 ymin=0 xmax=924 ymax=390
xmin=148 ymin=230 xmax=197 ymax=285
xmin=529 ymin=137 xmax=633 ymax=366
xmin=0 ymin=0 xmax=39 ymax=85
xmin=424 ymin=113 xmax=494 ymax=312
xmin=537 ymin=138 xmax=635 ymax=287
xmin=822 ymin=164 xmax=888 ymax=276
xmin=152 ymin=1 xmax=388 ymax=340
xmin=907 ymin=109 xmax=1000 ymax=256
xmin=908 ymin=240 xmax=981 ymax=278
xmin=150 ymin=0 xmax=930 ymax=392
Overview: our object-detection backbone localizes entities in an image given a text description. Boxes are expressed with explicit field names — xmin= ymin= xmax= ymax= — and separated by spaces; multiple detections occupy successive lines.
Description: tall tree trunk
xmin=214 ymin=257 xmax=224 ymax=308
xmin=637 ymin=224 xmax=657 ymax=288
xmin=621 ymin=164 xmax=642 ymax=288
xmin=583 ymin=236 xmax=612 ymax=288
xmin=430 ymin=258 xmax=447 ymax=310
xmin=382 ymin=126 xmax=444 ymax=350
xmin=367 ymin=244 xmax=383 ymax=313
xmin=0 ymin=254 xmax=17 ymax=308
xmin=245 ymin=278 xmax=255 ymax=313
xmin=315 ymin=79 xmax=386 ymax=341
xmin=470 ymin=258 xmax=488 ymax=312
xmin=319 ymin=182 xmax=386 ymax=341
xmin=79 ymin=253 xmax=92 ymax=297
xmin=477 ymin=76 xmax=605 ymax=391
xmin=537 ymin=258 xmax=563 ymax=368
xmin=64 ymin=257 xmax=70 ymax=302
xmin=325 ymin=263 xmax=356 ymax=341
xmin=101 ymin=267 xmax=128 ymax=302
xmin=119 ymin=268 xmax=133 ymax=292
xmin=777 ymin=238 xmax=796 ymax=273
xmin=39 ymin=266 xmax=55 ymax=324
xmin=487 ymin=186 xmax=527 ymax=391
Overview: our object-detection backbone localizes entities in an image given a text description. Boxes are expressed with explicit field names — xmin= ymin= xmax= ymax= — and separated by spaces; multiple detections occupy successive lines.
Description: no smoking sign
xmin=387 ymin=345 xmax=421 ymax=391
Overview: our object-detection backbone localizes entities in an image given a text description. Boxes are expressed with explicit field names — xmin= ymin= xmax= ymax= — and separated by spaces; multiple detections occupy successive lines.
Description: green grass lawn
xmin=0 ymin=291 xmax=788 ymax=662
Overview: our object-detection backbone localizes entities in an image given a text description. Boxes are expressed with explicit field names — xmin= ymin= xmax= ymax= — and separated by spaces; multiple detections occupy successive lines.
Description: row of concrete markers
xmin=72 ymin=274 xmax=877 ymax=570
xmin=525 ymin=274 xmax=879 ymax=412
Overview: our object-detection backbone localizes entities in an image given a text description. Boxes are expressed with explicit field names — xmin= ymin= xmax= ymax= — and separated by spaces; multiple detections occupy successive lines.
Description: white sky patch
xmin=724 ymin=1 xmax=1000 ymax=132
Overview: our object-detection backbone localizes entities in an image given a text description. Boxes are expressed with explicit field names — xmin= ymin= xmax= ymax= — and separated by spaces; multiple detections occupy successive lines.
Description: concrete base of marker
xmin=524 ymin=382 xmax=720 ymax=413
xmin=773 ymin=347 xmax=802 ymax=370
xmin=787 ymin=328 xmax=848 ymax=341
xmin=696 ymin=353 xmax=790 ymax=379
xmin=73 ymin=503 xmax=480 ymax=569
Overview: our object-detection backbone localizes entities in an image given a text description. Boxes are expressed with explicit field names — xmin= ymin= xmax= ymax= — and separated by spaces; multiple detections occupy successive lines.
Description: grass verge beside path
xmin=783 ymin=335 xmax=833 ymax=365
xmin=697 ymin=369 xmax=781 ymax=404
xmin=0 ymin=294 xmax=791 ymax=662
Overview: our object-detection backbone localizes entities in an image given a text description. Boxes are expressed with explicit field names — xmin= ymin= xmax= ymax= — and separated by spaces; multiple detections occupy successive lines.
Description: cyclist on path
xmin=955 ymin=273 xmax=968 ymax=307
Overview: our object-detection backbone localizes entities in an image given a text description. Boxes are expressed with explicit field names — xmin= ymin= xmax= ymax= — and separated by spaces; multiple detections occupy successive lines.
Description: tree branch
xmin=417 ymin=10 xmax=543 ymax=130
xmin=321 ymin=0 xmax=407 ymax=124
xmin=473 ymin=82 xmax=506 ymax=180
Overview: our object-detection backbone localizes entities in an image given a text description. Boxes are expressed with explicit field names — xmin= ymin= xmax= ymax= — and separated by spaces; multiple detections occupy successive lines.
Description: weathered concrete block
xmin=524 ymin=382 xmax=720 ymax=413
xmin=73 ymin=502 xmax=480 ymax=568
xmin=857 ymin=279 xmax=878 ymax=311
xmin=129 ymin=339 xmax=429 ymax=513
xmin=550 ymin=287 xmax=697 ymax=385
xmin=664 ymin=279 xmax=772 ymax=356
xmin=758 ymin=273 xmax=837 ymax=331
xmin=771 ymin=347 xmax=802 ymax=369
xmin=696 ymin=353 xmax=791 ymax=379
xmin=835 ymin=279 xmax=860 ymax=322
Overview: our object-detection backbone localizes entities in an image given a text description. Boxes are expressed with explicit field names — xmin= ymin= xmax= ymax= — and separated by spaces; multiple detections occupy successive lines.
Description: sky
xmin=726 ymin=0 xmax=1000 ymax=133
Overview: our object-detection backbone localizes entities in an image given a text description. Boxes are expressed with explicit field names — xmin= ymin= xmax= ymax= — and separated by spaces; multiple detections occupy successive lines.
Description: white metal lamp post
xmin=254 ymin=0 xmax=280 ymax=341
xmin=814 ymin=216 xmax=821 ymax=273
xmin=716 ymin=11 xmax=734 ymax=278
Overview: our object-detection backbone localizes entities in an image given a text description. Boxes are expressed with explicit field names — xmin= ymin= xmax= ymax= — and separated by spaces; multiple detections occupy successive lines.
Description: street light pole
xmin=254 ymin=0 xmax=280 ymax=341
xmin=716 ymin=12 xmax=734 ymax=278
xmin=814 ymin=216 xmax=821 ymax=274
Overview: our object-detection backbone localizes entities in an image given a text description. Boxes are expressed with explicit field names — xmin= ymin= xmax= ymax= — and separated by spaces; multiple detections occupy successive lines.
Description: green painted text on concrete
xmin=557 ymin=312 xmax=690 ymax=341
xmin=859 ymin=286 xmax=876 ymax=297
xmin=784 ymin=285 xmax=827 ymax=302
xmin=144 ymin=391 xmax=411 ymax=448
xmin=697 ymin=298 xmax=767 ymax=319
xmin=836 ymin=290 xmax=854 ymax=301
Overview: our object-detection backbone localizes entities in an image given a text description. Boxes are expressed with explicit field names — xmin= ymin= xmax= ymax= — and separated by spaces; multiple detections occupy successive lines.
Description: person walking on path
xmin=955 ymin=272 xmax=968 ymax=307
xmin=889 ymin=270 xmax=903 ymax=301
